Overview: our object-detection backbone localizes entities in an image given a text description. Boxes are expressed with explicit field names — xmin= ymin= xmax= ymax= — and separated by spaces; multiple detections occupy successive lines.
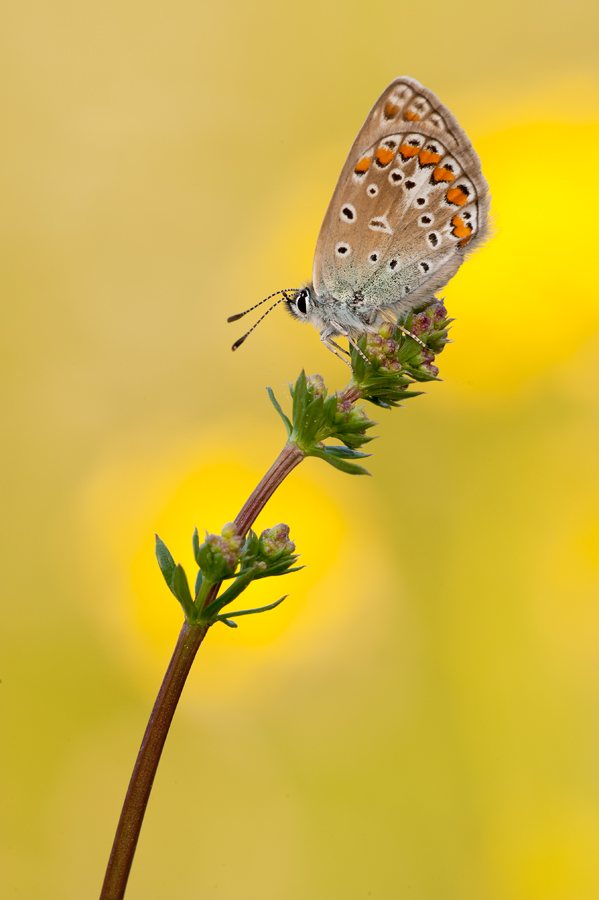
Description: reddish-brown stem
xmin=233 ymin=441 xmax=304 ymax=536
xmin=99 ymin=441 xmax=304 ymax=900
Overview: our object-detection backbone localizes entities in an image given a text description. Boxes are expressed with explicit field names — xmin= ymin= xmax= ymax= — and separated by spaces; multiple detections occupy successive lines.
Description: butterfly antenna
xmin=231 ymin=294 xmax=291 ymax=351
xmin=227 ymin=289 xmax=300 ymax=323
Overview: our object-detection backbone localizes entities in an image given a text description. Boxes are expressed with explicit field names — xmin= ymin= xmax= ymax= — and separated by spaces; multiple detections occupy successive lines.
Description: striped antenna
xmin=231 ymin=292 xmax=293 ymax=351
xmin=227 ymin=289 xmax=300 ymax=323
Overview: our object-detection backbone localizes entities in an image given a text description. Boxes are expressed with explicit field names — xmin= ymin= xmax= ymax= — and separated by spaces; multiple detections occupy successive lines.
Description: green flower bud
xmin=198 ymin=522 xmax=244 ymax=582
xmin=259 ymin=523 xmax=296 ymax=561
xmin=306 ymin=374 xmax=326 ymax=399
xmin=378 ymin=322 xmax=395 ymax=340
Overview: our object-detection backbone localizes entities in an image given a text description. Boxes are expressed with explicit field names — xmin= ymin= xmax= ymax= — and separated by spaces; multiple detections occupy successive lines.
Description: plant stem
xmin=99 ymin=441 xmax=304 ymax=900
xmin=232 ymin=441 xmax=304 ymax=539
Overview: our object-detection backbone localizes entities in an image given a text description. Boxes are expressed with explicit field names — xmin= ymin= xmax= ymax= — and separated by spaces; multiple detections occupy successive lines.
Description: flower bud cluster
xmin=156 ymin=521 xmax=301 ymax=627
xmin=197 ymin=521 xmax=244 ymax=582
xmin=266 ymin=371 xmax=375 ymax=474
xmin=348 ymin=302 xmax=451 ymax=408
xmin=335 ymin=395 xmax=370 ymax=429
xmin=364 ymin=331 xmax=403 ymax=374
xmin=259 ymin=523 xmax=296 ymax=559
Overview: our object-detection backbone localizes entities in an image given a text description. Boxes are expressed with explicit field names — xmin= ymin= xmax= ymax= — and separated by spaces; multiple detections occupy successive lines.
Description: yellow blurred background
xmin=2 ymin=1 xmax=599 ymax=897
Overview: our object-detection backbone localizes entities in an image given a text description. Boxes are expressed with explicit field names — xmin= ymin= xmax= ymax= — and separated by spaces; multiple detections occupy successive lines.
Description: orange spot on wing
xmin=399 ymin=142 xmax=420 ymax=159
xmin=354 ymin=156 xmax=372 ymax=174
xmin=419 ymin=148 xmax=442 ymax=167
xmin=446 ymin=186 xmax=469 ymax=205
xmin=375 ymin=147 xmax=395 ymax=166
xmin=433 ymin=165 xmax=455 ymax=183
xmin=405 ymin=109 xmax=420 ymax=121
xmin=458 ymin=237 xmax=471 ymax=247
xmin=384 ymin=101 xmax=399 ymax=119
xmin=451 ymin=215 xmax=473 ymax=239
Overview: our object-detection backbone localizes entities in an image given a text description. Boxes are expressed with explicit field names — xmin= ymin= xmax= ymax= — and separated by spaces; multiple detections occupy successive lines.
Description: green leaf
xmin=192 ymin=527 xmax=201 ymax=566
xmin=291 ymin=371 xmax=308 ymax=433
xmin=172 ymin=564 xmax=196 ymax=620
xmin=202 ymin=570 xmax=254 ymax=619
xmin=266 ymin=386 xmax=292 ymax=436
xmin=252 ymin=563 xmax=304 ymax=580
xmin=219 ymin=617 xmax=238 ymax=628
xmin=319 ymin=445 xmax=371 ymax=460
xmin=402 ymin=366 xmax=440 ymax=382
xmin=155 ymin=534 xmax=177 ymax=594
xmin=366 ymin=397 xmax=393 ymax=409
xmin=308 ymin=447 xmax=371 ymax=476
xmin=338 ymin=432 xmax=376 ymax=450
xmin=214 ymin=595 xmax=288 ymax=622
xmin=323 ymin=394 xmax=338 ymax=428
xmin=194 ymin=567 xmax=203 ymax=599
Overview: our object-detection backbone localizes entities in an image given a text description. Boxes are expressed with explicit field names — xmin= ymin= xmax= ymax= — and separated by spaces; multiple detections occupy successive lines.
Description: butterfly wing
xmin=313 ymin=77 xmax=490 ymax=314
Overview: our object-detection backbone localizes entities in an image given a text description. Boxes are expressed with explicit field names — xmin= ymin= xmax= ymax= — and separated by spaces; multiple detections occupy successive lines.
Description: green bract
xmin=155 ymin=522 xmax=302 ymax=628
xmin=268 ymin=371 xmax=376 ymax=476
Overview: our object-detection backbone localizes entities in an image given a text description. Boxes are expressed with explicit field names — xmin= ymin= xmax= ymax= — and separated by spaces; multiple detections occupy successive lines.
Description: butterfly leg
xmin=328 ymin=337 xmax=351 ymax=356
xmin=320 ymin=333 xmax=353 ymax=368
xmin=395 ymin=323 xmax=427 ymax=350
xmin=330 ymin=320 xmax=371 ymax=365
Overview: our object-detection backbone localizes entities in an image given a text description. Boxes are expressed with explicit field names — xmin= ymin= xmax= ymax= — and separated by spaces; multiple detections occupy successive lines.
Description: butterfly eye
xmin=294 ymin=289 xmax=310 ymax=316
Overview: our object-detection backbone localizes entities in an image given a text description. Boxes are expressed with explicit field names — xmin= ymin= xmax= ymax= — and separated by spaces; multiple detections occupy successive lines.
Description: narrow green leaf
xmin=322 ymin=446 xmax=371 ymax=460
xmin=338 ymin=432 xmax=376 ymax=450
xmin=308 ymin=447 xmax=371 ymax=476
xmin=266 ymin=386 xmax=292 ymax=436
xmin=194 ymin=567 xmax=203 ymax=599
xmin=155 ymin=535 xmax=177 ymax=594
xmin=393 ymin=390 xmax=423 ymax=399
xmin=323 ymin=394 xmax=338 ymax=428
xmin=219 ymin=617 xmax=238 ymax=628
xmin=192 ymin=527 xmax=201 ymax=566
xmin=172 ymin=563 xmax=196 ymax=619
xmin=215 ymin=595 xmax=288 ymax=621
xmin=291 ymin=371 xmax=308 ymax=432
xmin=364 ymin=396 xmax=392 ymax=409
xmin=202 ymin=570 xmax=254 ymax=619
xmin=402 ymin=366 xmax=439 ymax=382
xmin=252 ymin=563 xmax=304 ymax=580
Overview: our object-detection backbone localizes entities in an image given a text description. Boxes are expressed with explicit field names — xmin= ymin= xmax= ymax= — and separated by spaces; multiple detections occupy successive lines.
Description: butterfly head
xmin=286 ymin=285 xmax=334 ymax=330
xmin=285 ymin=287 xmax=315 ymax=322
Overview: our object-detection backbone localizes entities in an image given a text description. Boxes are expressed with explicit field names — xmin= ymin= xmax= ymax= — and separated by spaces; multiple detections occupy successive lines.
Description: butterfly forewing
xmin=313 ymin=77 xmax=489 ymax=314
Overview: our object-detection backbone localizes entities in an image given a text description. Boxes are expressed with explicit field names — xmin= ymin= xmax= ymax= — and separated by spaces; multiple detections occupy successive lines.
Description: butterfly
xmin=229 ymin=76 xmax=490 ymax=364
